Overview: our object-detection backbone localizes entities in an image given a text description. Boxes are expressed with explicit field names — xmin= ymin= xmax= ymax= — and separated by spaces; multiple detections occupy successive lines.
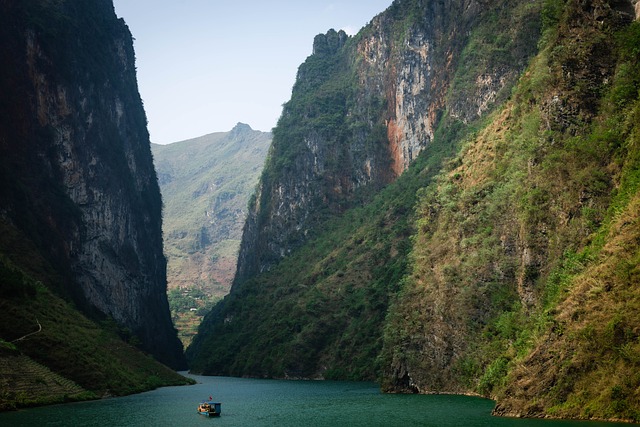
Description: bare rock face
xmin=0 ymin=0 xmax=185 ymax=368
xmin=235 ymin=0 xmax=540 ymax=284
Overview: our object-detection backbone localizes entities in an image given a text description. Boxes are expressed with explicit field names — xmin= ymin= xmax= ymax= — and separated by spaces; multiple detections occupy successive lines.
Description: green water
xmin=0 ymin=374 xmax=633 ymax=426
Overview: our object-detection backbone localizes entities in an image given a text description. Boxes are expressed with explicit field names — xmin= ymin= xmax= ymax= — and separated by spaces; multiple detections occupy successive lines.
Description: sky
xmin=112 ymin=1 xmax=393 ymax=144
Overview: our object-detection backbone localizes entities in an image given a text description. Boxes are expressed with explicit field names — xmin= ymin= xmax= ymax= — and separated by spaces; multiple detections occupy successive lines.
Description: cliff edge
xmin=0 ymin=0 xmax=186 ymax=404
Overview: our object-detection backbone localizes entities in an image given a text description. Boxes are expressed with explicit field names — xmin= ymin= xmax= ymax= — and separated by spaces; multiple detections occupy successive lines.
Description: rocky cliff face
xmin=191 ymin=0 xmax=542 ymax=372
xmin=380 ymin=0 xmax=640 ymax=418
xmin=190 ymin=0 xmax=640 ymax=421
xmin=235 ymin=0 xmax=541 ymax=283
xmin=0 ymin=0 xmax=184 ymax=368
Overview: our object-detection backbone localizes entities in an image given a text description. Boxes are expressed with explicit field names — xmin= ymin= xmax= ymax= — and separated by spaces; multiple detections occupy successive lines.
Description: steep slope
xmin=152 ymin=123 xmax=271 ymax=295
xmin=0 ymin=258 xmax=190 ymax=410
xmin=186 ymin=119 xmax=464 ymax=379
xmin=381 ymin=0 xmax=639 ymax=415
xmin=0 ymin=0 xmax=189 ymax=408
xmin=189 ymin=0 xmax=640 ymax=422
xmin=0 ymin=349 xmax=88 ymax=410
xmin=152 ymin=123 xmax=270 ymax=345
xmin=189 ymin=0 xmax=542 ymax=375
xmin=234 ymin=1 xmax=541 ymax=283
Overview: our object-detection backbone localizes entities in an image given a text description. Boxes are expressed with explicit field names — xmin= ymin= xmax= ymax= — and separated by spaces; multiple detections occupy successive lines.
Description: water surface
xmin=0 ymin=374 xmax=633 ymax=426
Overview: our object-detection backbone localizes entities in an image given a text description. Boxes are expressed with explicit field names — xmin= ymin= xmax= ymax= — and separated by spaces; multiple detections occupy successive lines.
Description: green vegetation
xmin=152 ymin=126 xmax=270 ymax=345
xmin=381 ymin=3 xmax=640 ymax=421
xmin=0 ymin=351 xmax=94 ymax=411
xmin=151 ymin=126 xmax=271 ymax=297
xmin=0 ymin=256 xmax=193 ymax=410
xmin=1 ymin=0 xmax=191 ymax=411
xmin=242 ymin=28 xmax=394 ymax=279
xmin=168 ymin=287 xmax=219 ymax=347
xmin=189 ymin=0 xmax=541 ymax=385
xmin=189 ymin=0 xmax=639 ymax=421
xmin=187 ymin=122 xmax=464 ymax=378
xmin=448 ymin=0 xmax=543 ymax=116
xmin=188 ymin=0 xmax=638 ymax=422
xmin=491 ymin=18 xmax=640 ymax=421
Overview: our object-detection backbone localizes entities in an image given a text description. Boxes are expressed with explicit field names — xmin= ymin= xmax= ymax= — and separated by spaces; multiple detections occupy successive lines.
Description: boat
xmin=197 ymin=401 xmax=222 ymax=417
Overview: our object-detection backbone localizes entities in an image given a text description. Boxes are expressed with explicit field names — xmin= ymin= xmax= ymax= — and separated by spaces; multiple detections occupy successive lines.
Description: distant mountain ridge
xmin=152 ymin=123 xmax=271 ymax=294
xmin=151 ymin=124 xmax=270 ymax=344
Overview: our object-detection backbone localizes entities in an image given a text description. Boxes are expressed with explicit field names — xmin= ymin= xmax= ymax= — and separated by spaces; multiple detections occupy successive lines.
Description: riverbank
xmin=0 ymin=344 xmax=194 ymax=412
xmin=3 ymin=375 xmax=636 ymax=426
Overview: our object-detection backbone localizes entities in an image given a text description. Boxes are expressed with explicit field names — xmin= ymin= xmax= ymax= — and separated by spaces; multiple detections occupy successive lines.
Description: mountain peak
xmin=231 ymin=122 xmax=253 ymax=134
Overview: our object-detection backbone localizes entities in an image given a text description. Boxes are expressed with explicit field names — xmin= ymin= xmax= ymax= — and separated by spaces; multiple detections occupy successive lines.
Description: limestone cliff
xmin=190 ymin=0 xmax=542 ymax=372
xmin=0 ymin=0 xmax=184 ymax=369
xmin=235 ymin=0 xmax=541 ymax=283
xmin=189 ymin=0 xmax=640 ymax=422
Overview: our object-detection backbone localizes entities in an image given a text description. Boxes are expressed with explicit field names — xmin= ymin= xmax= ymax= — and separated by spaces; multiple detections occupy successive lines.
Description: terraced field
xmin=0 ymin=350 xmax=91 ymax=410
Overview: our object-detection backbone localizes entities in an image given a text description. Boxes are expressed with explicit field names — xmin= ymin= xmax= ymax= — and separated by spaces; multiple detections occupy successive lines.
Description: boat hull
xmin=197 ymin=402 xmax=221 ymax=417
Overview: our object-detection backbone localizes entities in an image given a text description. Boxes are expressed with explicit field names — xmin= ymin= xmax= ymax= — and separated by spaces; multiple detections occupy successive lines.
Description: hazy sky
xmin=112 ymin=1 xmax=393 ymax=144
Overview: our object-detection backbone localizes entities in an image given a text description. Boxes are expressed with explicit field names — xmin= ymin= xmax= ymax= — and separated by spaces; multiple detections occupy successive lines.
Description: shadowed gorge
xmin=1 ymin=0 xmax=639 ymax=422
xmin=0 ymin=0 xmax=189 ymax=410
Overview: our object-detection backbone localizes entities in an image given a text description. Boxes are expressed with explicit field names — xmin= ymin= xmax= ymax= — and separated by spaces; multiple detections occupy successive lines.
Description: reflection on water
xmin=0 ymin=373 xmax=633 ymax=426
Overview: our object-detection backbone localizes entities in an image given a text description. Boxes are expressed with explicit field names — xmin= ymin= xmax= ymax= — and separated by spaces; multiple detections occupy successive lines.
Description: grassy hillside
xmin=188 ymin=0 xmax=640 ymax=422
xmin=492 ymin=13 xmax=640 ymax=420
xmin=187 ymin=113 xmax=472 ymax=378
xmin=383 ymin=1 xmax=640 ymax=420
xmin=188 ymin=0 xmax=540 ymax=381
xmin=0 ymin=347 xmax=89 ymax=410
xmin=152 ymin=123 xmax=270 ymax=346
xmin=0 ymin=252 xmax=193 ymax=411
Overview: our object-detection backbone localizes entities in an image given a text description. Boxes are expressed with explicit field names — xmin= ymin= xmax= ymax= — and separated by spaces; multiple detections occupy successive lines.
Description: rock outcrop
xmin=235 ymin=0 xmax=541 ymax=283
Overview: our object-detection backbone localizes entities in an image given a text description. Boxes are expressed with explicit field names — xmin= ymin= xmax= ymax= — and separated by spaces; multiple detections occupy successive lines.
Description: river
xmin=0 ymin=374 xmax=633 ymax=426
